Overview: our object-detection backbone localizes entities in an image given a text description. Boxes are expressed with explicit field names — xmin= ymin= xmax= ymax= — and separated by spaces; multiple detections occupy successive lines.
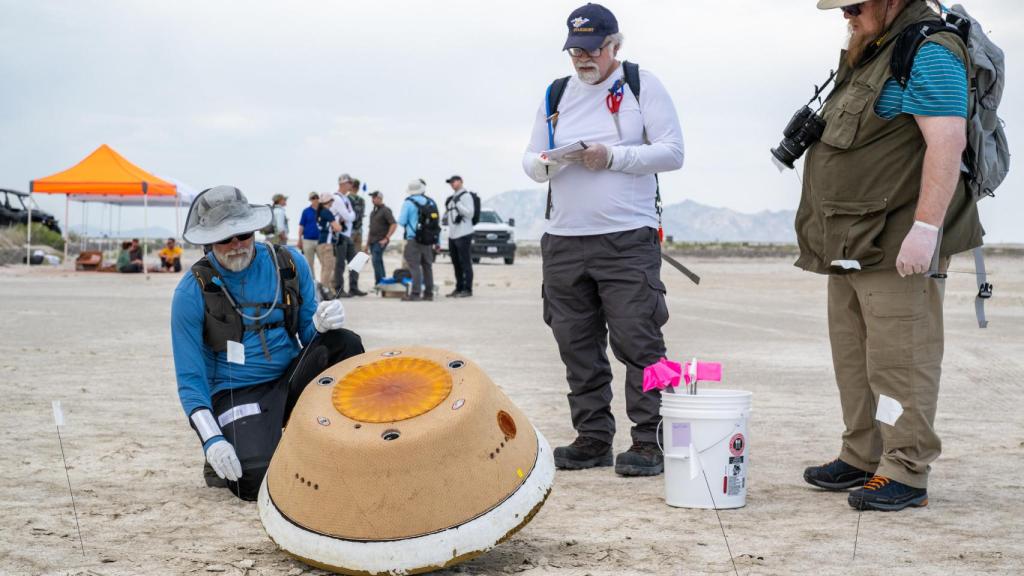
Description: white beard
xmin=215 ymin=245 xmax=254 ymax=272
xmin=576 ymin=64 xmax=601 ymax=85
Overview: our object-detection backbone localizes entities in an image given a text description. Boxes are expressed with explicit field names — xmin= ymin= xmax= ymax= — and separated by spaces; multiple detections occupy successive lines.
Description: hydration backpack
xmin=409 ymin=196 xmax=441 ymax=245
xmin=891 ymin=3 xmax=1010 ymax=327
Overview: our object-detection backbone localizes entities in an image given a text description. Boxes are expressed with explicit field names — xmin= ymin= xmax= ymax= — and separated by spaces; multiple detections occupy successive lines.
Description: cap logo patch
xmin=570 ymin=16 xmax=590 ymax=28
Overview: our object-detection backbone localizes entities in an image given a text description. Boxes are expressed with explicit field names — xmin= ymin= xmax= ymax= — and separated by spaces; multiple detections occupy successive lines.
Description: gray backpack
xmin=895 ymin=4 xmax=1010 ymax=327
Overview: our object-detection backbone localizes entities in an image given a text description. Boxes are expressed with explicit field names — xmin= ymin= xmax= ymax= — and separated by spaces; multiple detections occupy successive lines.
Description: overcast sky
xmin=1 ymin=0 xmax=1020 ymax=242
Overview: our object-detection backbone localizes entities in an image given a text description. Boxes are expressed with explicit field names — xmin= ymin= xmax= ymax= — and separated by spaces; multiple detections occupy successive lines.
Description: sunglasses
xmin=842 ymin=2 xmax=864 ymax=16
xmin=215 ymin=231 xmax=254 ymax=245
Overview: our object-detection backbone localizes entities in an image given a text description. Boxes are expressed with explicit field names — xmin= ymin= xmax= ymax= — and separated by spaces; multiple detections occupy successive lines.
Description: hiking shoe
xmin=446 ymin=290 xmax=461 ymax=298
xmin=454 ymin=291 xmax=473 ymax=298
xmin=848 ymin=476 xmax=928 ymax=511
xmin=203 ymin=462 xmax=227 ymax=488
xmin=423 ymin=293 xmax=434 ymax=301
xmin=401 ymin=294 xmax=422 ymax=302
xmin=803 ymin=458 xmax=872 ymax=491
xmin=317 ymin=283 xmax=332 ymax=301
xmin=350 ymin=289 xmax=368 ymax=297
xmin=615 ymin=441 xmax=664 ymax=476
xmin=553 ymin=436 xmax=613 ymax=470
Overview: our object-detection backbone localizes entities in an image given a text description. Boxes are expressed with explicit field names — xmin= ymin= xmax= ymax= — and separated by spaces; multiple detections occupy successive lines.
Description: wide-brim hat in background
xmin=406 ymin=179 xmax=425 ymax=194
xmin=183 ymin=185 xmax=272 ymax=245
xmin=817 ymin=0 xmax=865 ymax=9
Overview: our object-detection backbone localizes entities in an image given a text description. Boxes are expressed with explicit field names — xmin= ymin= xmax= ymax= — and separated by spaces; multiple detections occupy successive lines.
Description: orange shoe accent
xmin=863 ymin=475 xmax=891 ymax=491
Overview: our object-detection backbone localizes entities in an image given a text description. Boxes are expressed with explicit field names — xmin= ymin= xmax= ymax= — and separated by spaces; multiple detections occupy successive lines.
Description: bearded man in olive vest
xmin=797 ymin=0 xmax=981 ymax=511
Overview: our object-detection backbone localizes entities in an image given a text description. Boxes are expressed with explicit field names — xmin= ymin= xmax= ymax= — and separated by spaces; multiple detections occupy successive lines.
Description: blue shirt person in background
xmin=297 ymin=191 xmax=322 ymax=275
xmin=171 ymin=186 xmax=363 ymax=500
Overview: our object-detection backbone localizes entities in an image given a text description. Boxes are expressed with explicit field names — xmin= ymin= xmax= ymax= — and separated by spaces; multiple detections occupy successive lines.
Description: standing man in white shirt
xmin=522 ymin=3 xmax=684 ymax=477
xmin=330 ymin=176 xmax=360 ymax=297
xmin=444 ymin=175 xmax=475 ymax=298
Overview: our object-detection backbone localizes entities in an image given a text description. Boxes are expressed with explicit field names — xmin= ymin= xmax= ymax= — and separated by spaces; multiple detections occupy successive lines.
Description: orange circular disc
xmin=332 ymin=357 xmax=453 ymax=423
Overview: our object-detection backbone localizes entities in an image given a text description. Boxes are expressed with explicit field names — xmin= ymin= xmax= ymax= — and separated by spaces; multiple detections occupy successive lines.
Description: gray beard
xmin=215 ymin=246 xmax=254 ymax=272
xmin=576 ymin=66 xmax=601 ymax=84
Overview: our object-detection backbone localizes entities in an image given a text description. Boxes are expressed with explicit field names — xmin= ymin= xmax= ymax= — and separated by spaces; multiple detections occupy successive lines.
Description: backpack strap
xmin=890 ymin=18 xmax=969 ymax=89
xmin=545 ymin=76 xmax=571 ymax=220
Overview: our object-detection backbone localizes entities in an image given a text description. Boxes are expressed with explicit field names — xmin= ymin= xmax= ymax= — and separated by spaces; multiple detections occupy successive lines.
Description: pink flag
xmin=683 ymin=360 xmax=722 ymax=385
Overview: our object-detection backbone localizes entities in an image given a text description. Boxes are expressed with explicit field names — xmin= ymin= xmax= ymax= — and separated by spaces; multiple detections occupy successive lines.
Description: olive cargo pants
xmin=828 ymin=268 xmax=945 ymax=489
xmin=541 ymin=227 xmax=669 ymax=445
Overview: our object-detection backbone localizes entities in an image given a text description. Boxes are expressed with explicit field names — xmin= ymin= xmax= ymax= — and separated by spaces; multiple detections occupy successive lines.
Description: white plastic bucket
xmin=659 ymin=389 xmax=752 ymax=509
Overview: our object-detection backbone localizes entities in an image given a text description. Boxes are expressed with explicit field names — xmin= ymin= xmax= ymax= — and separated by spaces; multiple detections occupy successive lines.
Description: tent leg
xmin=64 ymin=195 xmax=69 ymax=264
xmin=144 ymin=192 xmax=149 ymax=277
xmin=26 ymin=196 xmax=32 ymax=268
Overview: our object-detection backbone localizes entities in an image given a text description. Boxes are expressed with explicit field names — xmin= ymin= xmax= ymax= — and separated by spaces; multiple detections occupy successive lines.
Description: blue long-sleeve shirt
xmin=171 ymin=243 xmax=318 ymax=422
xmin=398 ymin=193 xmax=430 ymax=240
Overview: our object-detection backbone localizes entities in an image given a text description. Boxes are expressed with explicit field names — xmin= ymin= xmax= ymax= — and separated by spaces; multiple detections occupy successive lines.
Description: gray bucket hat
xmin=183 ymin=185 xmax=272 ymax=245
xmin=817 ymin=0 xmax=864 ymax=8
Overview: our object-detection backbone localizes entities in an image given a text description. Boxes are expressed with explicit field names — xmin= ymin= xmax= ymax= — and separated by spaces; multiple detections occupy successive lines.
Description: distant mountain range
xmin=484 ymin=189 xmax=797 ymax=242
xmin=71 ymin=225 xmax=177 ymax=239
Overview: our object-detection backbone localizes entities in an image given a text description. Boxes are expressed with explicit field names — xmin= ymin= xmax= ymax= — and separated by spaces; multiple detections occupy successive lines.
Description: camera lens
xmin=771 ymin=107 xmax=827 ymax=170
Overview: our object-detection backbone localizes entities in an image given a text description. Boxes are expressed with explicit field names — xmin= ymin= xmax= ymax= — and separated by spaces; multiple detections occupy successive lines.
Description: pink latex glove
xmin=642 ymin=358 xmax=682 ymax=392
xmin=896 ymin=221 xmax=939 ymax=277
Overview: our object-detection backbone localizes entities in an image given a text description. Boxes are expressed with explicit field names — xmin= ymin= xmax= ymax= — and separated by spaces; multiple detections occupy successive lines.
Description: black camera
xmin=771 ymin=106 xmax=827 ymax=170
xmin=771 ymin=70 xmax=837 ymax=170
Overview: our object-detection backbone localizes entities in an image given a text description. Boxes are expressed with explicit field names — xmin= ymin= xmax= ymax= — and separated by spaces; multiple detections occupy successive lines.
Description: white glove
xmin=896 ymin=221 xmax=939 ymax=277
xmin=206 ymin=439 xmax=242 ymax=482
xmin=313 ymin=299 xmax=346 ymax=333
xmin=567 ymin=143 xmax=611 ymax=171
xmin=526 ymin=152 xmax=567 ymax=182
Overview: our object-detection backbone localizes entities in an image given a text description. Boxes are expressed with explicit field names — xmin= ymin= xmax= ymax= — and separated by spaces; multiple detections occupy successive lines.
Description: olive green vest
xmin=795 ymin=1 xmax=983 ymax=275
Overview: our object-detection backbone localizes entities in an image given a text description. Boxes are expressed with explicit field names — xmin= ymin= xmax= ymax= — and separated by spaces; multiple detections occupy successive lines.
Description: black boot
xmin=553 ymin=436 xmax=613 ymax=470
xmin=803 ymin=458 xmax=872 ymax=491
xmin=614 ymin=441 xmax=664 ymax=477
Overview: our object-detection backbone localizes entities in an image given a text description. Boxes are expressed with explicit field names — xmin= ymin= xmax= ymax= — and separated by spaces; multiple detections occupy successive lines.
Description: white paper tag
xmin=876 ymin=394 xmax=904 ymax=426
xmin=226 ymin=340 xmax=245 ymax=365
xmin=52 ymin=400 xmax=64 ymax=427
xmin=688 ymin=442 xmax=702 ymax=480
xmin=348 ymin=251 xmax=370 ymax=274
xmin=830 ymin=260 xmax=862 ymax=271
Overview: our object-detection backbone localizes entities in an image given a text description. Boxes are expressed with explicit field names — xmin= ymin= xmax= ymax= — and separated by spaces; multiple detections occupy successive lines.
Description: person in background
xmin=266 ymin=193 xmax=289 ymax=245
xmin=158 ymin=237 xmax=184 ymax=272
xmin=117 ymin=241 xmax=143 ymax=273
xmin=296 ymin=192 xmax=321 ymax=276
xmin=365 ymin=190 xmax=397 ymax=285
xmin=349 ymin=177 xmax=366 ymax=252
xmin=317 ymin=193 xmax=342 ymax=299
xmin=443 ymin=175 xmax=475 ymax=298
xmin=396 ymin=179 xmax=439 ymax=302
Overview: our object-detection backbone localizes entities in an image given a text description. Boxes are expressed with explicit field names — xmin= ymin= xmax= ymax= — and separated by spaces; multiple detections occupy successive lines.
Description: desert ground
xmin=1 ymin=249 xmax=1022 ymax=576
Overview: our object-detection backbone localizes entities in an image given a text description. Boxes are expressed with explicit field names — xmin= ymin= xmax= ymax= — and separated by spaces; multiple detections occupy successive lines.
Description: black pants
xmin=449 ymin=235 xmax=474 ymax=293
xmin=541 ymin=227 xmax=669 ymax=444
xmin=210 ymin=328 xmax=364 ymax=500
xmin=333 ymin=235 xmax=359 ymax=293
xmin=161 ymin=256 xmax=182 ymax=272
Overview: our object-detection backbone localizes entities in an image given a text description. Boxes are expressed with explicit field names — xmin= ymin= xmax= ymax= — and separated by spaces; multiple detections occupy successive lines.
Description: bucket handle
xmin=656 ymin=418 xmax=744 ymax=456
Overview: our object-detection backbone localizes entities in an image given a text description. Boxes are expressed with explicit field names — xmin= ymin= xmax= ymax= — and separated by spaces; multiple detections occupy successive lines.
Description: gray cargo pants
xmin=541 ymin=227 xmax=669 ymax=444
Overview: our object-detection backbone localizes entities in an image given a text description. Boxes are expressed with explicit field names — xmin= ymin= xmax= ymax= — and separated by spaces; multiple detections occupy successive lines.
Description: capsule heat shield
xmin=258 ymin=347 xmax=555 ymax=575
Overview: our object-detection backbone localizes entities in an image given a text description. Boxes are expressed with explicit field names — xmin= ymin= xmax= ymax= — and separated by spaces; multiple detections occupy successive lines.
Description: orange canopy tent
xmin=29 ymin=144 xmax=181 ymax=266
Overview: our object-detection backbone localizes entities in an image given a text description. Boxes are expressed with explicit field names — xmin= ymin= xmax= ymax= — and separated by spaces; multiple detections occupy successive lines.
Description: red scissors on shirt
xmin=606 ymin=79 xmax=625 ymax=114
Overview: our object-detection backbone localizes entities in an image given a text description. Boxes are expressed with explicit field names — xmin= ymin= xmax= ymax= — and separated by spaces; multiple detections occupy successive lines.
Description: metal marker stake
xmin=52 ymin=401 xmax=85 ymax=557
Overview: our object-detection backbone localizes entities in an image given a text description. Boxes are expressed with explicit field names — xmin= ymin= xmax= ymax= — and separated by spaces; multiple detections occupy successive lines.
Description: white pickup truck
xmin=439 ymin=209 xmax=517 ymax=265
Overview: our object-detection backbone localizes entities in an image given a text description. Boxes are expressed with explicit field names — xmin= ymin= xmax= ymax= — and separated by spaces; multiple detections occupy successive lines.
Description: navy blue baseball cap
xmin=563 ymin=3 xmax=618 ymax=52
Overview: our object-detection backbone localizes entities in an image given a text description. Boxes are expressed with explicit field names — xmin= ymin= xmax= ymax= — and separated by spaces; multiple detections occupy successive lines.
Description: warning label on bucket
xmin=725 ymin=456 xmax=746 ymax=495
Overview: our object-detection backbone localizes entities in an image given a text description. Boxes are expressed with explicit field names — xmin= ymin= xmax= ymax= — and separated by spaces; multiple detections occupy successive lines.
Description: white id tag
xmin=226 ymin=340 xmax=245 ymax=365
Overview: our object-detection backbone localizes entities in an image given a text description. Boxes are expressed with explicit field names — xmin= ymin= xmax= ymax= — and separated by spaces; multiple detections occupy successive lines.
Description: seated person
xmin=158 ymin=237 xmax=184 ymax=272
xmin=117 ymin=241 xmax=143 ymax=273
xmin=172 ymin=185 xmax=363 ymax=500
